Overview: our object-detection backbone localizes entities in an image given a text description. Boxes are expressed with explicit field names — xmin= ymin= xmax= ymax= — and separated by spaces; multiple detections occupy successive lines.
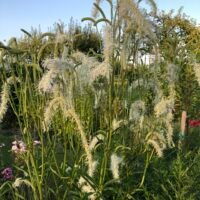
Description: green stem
xmin=139 ymin=149 xmax=154 ymax=188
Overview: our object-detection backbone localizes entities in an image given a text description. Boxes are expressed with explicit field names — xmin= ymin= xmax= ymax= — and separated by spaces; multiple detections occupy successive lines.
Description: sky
xmin=0 ymin=0 xmax=199 ymax=42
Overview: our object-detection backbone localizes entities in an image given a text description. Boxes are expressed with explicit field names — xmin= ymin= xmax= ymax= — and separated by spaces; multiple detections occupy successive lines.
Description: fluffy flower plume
xmin=88 ymin=160 xmax=98 ymax=177
xmin=43 ymin=96 xmax=65 ymax=131
xmin=89 ymin=134 xmax=104 ymax=151
xmin=0 ymin=76 xmax=19 ymax=122
xmin=38 ymin=69 xmax=57 ymax=93
xmin=78 ymin=177 xmax=96 ymax=200
xmin=147 ymin=139 xmax=163 ymax=157
xmin=0 ymin=82 xmax=9 ymax=122
xmin=12 ymin=178 xmax=32 ymax=188
xmin=78 ymin=160 xmax=98 ymax=200
xmin=147 ymin=132 xmax=167 ymax=157
xmin=119 ymin=0 xmax=155 ymax=38
xmin=110 ymin=153 xmax=123 ymax=180
xmin=154 ymin=97 xmax=174 ymax=117
xmin=154 ymin=86 xmax=175 ymax=147
xmin=90 ymin=61 xmax=112 ymax=83
xmin=73 ymin=51 xmax=112 ymax=86
xmin=112 ymin=119 xmax=128 ymax=131
xmin=129 ymin=100 xmax=145 ymax=122
xmin=103 ymin=25 xmax=113 ymax=62
xmin=73 ymin=52 xmax=99 ymax=86
xmin=38 ymin=58 xmax=76 ymax=108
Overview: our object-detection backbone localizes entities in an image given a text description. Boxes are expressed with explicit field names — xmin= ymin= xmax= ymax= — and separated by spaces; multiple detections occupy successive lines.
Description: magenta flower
xmin=1 ymin=167 xmax=13 ymax=180
xmin=189 ymin=120 xmax=200 ymax=127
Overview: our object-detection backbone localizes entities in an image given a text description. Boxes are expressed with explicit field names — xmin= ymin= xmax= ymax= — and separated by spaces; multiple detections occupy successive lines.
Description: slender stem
xmin=139 ymin=149 xmax=154 ymax=188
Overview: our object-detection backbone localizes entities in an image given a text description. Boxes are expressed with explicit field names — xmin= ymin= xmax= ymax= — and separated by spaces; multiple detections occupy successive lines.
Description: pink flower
xmin=11 ymin=141 xmax=27 ymax=154
xmin=1 ymin=167 xmax=13 ymax=180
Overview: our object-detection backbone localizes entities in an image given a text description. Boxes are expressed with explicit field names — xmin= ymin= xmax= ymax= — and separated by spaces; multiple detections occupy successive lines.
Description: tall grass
xmin=0 ymin=0 xmax=199 ymax=199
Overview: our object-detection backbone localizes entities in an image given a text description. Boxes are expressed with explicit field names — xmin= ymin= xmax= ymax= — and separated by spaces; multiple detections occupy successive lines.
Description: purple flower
xmin=1 ymin=167 xmax=13 ymax=180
